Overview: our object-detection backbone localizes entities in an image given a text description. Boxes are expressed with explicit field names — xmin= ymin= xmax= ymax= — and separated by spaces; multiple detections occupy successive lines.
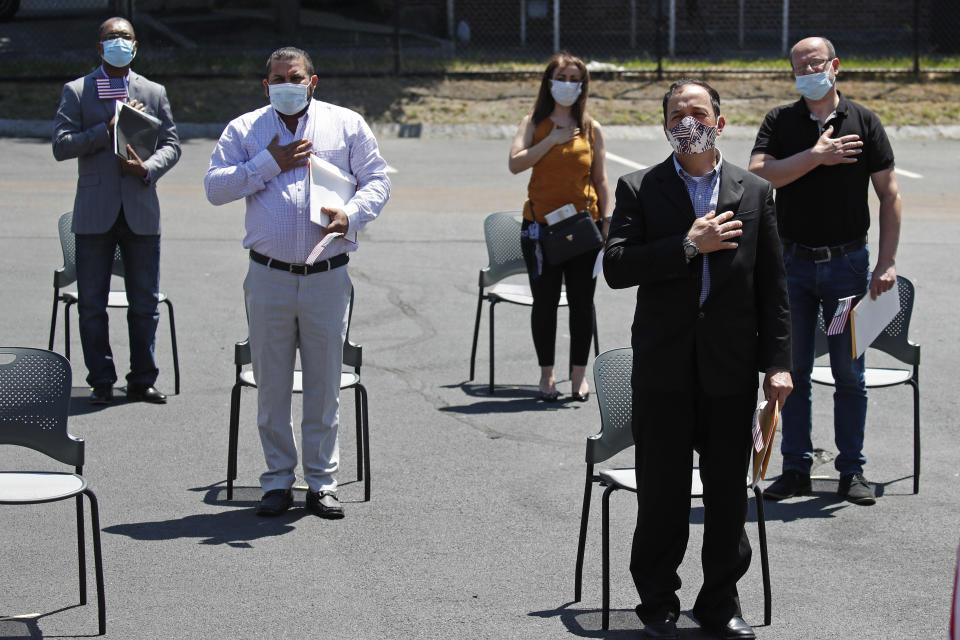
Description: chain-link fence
xmin=1 ymin=0 xmax=958 ymax=77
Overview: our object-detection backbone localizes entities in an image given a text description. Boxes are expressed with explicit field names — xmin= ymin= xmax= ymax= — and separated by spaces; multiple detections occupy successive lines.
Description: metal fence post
xmin=394 ymin=0 xmax=402 ymax=75
xmin=781 ymin=0 xmax=789 ymax=56
xmin=553 ymin=0 xmax=559 ymax=53
xmin=913 ymin=0 xmax=920 ymax=75
xmin=656 ymin=0 xmax=664 ymax=79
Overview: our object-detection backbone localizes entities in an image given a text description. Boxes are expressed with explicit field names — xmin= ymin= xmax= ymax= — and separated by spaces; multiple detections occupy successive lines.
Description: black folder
xmin=113 ymin=101 xmax=161 ymax=161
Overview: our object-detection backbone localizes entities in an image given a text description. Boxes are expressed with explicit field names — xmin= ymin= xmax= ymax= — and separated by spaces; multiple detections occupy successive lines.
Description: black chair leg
xmin=753 ymin=485 xmax=772 ymax=626
xmin=163 ymin=299 xmax=180 ymax=395
xmin=359 ymin=383 xmax=371 ymax=502
xmin=469 ymin=290 xmax=484 ymax=381
xmin=601 ymin=485 xmax=615 ymax=631
xmin=574 ymin=464 xmax=594 ymax=603
xmin=227 ymin=383 xmax=242 ymax=501
xmin=49 ymin=291 xmax=60 ymax=351
xmin=84 ymin=489 xmax=106 ymax=635
xmin=76 ymin=494 xmax=87 ymax=605
xmin=488 ymin=299 xmax=497 ymax=395
xmin=64 ymin=300 xmax=75 ymax=360
xmin=911 ymin=377 xmax=920 ymax=494
xmin=354 ymin=385 xmax=364 ymax=481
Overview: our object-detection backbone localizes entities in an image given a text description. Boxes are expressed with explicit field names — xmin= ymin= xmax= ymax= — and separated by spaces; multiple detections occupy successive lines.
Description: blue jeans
xmin=75 ymin=210 xmax=161 ymax=389
xmin=780 ymin=245 xmax=869 ymax=475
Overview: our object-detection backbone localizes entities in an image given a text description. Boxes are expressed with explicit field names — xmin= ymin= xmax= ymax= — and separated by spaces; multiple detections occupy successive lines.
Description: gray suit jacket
xmin=53 ymin=69 xmax=180 ymax=235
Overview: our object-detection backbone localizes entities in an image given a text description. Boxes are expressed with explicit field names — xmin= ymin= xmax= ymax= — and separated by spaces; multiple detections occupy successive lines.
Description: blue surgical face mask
xmin=269 ymin=82 xmax=311 ymax=116
xmin=101 ymin=38 xmax=136 ymax=68
xmin=795 ymin=70 xmax=834 ymax=101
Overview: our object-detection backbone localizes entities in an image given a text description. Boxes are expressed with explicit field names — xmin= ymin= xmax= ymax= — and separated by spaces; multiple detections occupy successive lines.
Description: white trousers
xmin=243 ymin=258 xmax=351 ymax=493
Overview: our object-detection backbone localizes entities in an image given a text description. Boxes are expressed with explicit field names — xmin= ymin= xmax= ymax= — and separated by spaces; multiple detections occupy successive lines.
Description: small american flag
xmin=751 ymin=402 xmax=767 ymax=452
xmin=826 ymin=296 xmax=855 ymax=336
xmin=96 ymin=77 xmax=127 ymax=101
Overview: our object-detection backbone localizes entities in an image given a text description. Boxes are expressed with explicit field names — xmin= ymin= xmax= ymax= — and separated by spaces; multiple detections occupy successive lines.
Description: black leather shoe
xmin=256 ymin=489 xmax=293 ymax=516
xmin=89 ymin=386 xmax=113 ymax=404
xmin=703 ymin=616 xmax=755 ymax=639
xmin=305 ymin=490 xmax=345 ymax=519
xmin=763 ymin=469 xmax=811 ymax=500
xmin=126 ymin=385 xmax=167 ymax=404
xmin=642 ymin=619 xmax=678 ymax=639
xmin=838 ymin=472 xmax=876 ymax=505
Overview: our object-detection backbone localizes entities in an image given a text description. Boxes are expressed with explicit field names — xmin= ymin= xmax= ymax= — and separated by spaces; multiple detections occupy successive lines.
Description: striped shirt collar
xmin=673 ymin=148 xmax=724 ymax=182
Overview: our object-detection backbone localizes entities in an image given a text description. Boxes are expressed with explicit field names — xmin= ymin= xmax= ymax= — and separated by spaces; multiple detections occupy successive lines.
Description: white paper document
xmin=309 ymin=155 xmax=358 ymax=243
xmin=850 ymin=280 xmax=900 ymax=358
xmin=592 ymin=248 xmax=604 ymax=279
xmin=544 ymin=203 xmax=578 ymax=226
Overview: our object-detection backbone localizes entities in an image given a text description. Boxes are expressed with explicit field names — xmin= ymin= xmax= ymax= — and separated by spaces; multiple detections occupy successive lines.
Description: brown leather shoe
xmin=305 ymin=490 xmax=344 ymax=519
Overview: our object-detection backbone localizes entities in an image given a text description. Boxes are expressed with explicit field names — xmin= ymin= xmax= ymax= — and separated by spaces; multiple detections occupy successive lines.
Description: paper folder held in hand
xmin=309 ymin=155 xmax=358 ymax=243
xmin=751 ymin=399 xmax=779 ymax=487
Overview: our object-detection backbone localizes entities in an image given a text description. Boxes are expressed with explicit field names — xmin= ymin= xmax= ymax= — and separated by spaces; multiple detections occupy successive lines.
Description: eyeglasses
xmin=101 ymin=32 xmax=134 ymax=41
xmin=793 ymin=58 xmax=833 ymax=76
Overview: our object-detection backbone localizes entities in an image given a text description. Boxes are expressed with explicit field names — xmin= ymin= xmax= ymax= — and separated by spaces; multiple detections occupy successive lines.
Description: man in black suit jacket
xmin=604 ymin=80 xmax=792 ymax=640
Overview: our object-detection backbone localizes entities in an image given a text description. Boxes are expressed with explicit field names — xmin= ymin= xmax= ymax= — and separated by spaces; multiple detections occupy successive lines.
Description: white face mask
xmin=550 ymin=79 xmax=581 ymax=107
xmin=269 ymin=82 xmax=311 ymax=116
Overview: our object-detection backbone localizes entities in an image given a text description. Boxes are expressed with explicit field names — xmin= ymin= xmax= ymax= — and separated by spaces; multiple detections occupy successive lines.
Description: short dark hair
xmin=266 ymin=46 xmax=314 ymax=77
xmin=98 ymin=16 xmax=134 ymax=41
xmin=662 ymin=79 xmax=721 ymax=123
xmin=789 ymin=37 xmax=837 ymax=63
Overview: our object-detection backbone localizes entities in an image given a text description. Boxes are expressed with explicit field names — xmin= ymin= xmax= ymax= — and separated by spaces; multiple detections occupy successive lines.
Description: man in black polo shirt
xmin=749 ymin=36 xmax=902 ymax=506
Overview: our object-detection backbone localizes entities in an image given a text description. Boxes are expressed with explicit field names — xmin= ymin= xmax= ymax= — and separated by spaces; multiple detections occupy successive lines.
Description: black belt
xmin=783 ymin=237 xmax=866 ymax=263
xmin=250 ymin=250 xmax=348 ymax=275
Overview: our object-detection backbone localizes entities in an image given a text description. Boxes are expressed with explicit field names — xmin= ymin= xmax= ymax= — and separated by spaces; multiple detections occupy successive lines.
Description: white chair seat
xmin=62 ymin=291 xmax=169 ymax=306
xmin=811 ymin=365 xmax=912 ymax=388
xmin=598 ymin=467 xmax=756 ymax=498
xmin=0 ymin=471 xmax=87 ymax=503
xmin=488 ymin=282 xmax=570 ymax=307
xmin=239 ymin=370 xmax=359 ymax=391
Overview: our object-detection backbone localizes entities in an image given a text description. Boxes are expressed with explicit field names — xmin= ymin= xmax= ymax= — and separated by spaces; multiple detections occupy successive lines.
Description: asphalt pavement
xmin=0 ymin=130 xmax=957 ymax=639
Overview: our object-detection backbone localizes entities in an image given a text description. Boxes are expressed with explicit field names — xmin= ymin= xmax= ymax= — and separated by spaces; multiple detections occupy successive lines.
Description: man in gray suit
xmin=53 ymin=16 xmax=180 ymax=404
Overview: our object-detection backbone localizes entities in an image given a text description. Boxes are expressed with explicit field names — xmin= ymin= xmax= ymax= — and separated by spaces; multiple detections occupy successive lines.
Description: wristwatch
xmin=682 ymin=236 xmax=700 ymax=262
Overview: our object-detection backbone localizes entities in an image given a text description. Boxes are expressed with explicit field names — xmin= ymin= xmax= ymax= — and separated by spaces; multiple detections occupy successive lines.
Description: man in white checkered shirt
xmin=204 ymin=46 xmax=390 ymax=519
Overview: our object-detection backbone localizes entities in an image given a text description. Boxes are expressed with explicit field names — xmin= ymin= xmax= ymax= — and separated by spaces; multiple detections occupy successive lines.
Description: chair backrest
xmin=815 ymin=275 xmax=919 ymax=365
xmin=0 ymin=347 xmax=84 ymax=467
xmin=54 ymin=211 xmax=124 ymax=288
xmin=586 ymin=347 xmax=635 ymax=464
xmin=235 ymin=286 xmax=361 ymax=369
xmin=480 ymin=211 xmax=527 ymax=288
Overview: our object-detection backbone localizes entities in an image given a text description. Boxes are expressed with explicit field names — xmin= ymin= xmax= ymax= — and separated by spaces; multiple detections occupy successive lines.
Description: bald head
xmin=789 ymin=37 xmax=835 ymax=65
xmin=99 ymin=17 xmax=135 ymax=41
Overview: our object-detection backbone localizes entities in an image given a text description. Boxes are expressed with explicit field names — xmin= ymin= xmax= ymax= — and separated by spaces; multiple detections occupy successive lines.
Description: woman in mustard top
xmin=509 ymin=52 xmax=611 ymax=402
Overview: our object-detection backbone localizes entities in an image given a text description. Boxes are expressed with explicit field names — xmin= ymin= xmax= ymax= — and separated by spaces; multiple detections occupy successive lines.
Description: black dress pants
xmin=520 ymin=220 xmax=599 ymax=368
xmin=630 ymin=386 xmax=755 ymax=626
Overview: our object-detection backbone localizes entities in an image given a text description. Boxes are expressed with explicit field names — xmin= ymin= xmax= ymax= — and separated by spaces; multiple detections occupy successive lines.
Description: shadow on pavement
xmin=0 ymin=603 xmax=96 ymax=639
xmin=68 ymin=386 xmax=167 ymax=417
xmin=439 ymin=382 xmax=589 ymax=414
xmin=529 ymin=604 xmax=741 ymax=638
xmin=104 ymin=498 xmax=304 ymax=547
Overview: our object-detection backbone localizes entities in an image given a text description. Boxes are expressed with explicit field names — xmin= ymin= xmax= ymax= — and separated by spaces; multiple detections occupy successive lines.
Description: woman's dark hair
xmin=532 ymin=51 xmax=590 ymax=131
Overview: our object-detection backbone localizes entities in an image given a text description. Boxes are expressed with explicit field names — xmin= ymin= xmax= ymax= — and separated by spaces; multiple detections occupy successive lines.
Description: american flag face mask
xmin=666 ymin=115 xmax=717 ymax=155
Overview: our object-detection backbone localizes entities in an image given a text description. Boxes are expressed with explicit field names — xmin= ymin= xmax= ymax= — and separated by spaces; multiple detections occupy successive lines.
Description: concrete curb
xmin=6 ymin=118 xmax=960 ymax=141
